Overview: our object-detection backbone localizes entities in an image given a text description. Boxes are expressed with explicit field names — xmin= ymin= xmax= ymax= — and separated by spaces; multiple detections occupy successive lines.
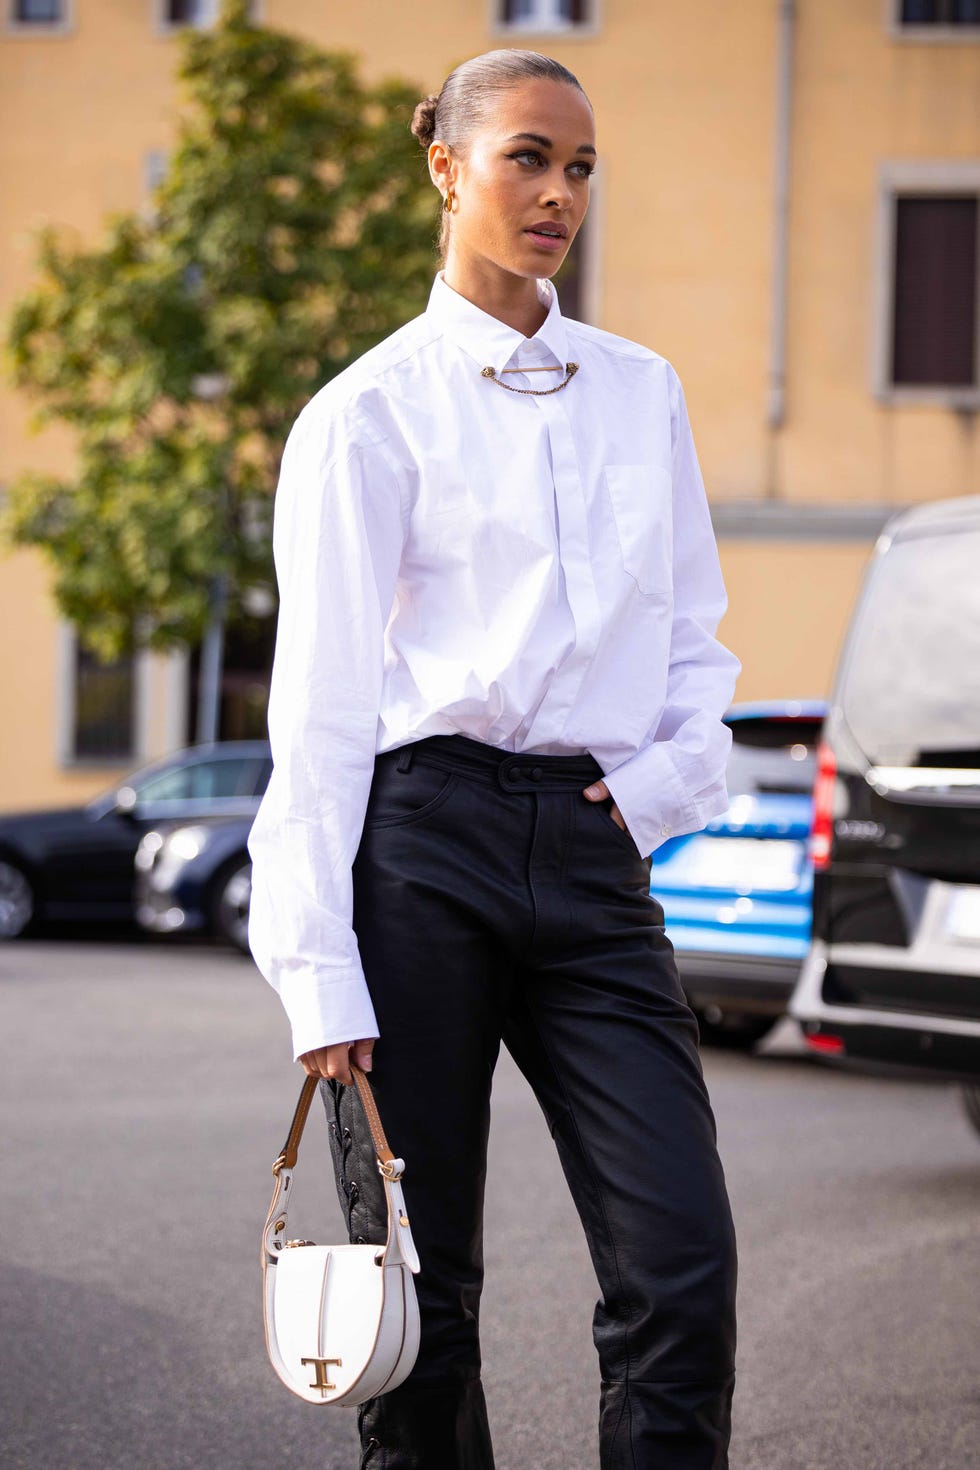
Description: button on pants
xmin=322 ymin=735 xmax=737 ymax=1469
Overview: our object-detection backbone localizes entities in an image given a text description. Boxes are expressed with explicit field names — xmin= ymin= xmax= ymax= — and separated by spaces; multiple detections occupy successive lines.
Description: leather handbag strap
xmin=263 ymin=1063 xmax=420 ymax=1276
xmin=274 ymin=1066 xmax=395 ymax=1175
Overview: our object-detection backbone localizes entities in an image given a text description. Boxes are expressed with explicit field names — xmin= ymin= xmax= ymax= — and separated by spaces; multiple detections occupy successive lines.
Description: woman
xmin=248 ymin=48 xmax=740 ymax=1470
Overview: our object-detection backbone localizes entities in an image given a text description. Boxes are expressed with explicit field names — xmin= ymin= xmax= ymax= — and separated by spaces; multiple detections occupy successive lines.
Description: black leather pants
xmin=322 ymin=735 xmax=737 ymax=1469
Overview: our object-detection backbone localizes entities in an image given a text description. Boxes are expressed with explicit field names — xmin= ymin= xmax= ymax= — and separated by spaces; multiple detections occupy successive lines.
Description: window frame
xmin=871 ymin=161 xmax=980 ymax=407
xmin=489 ymin=0 xmax=601 ymax=42
xmin=4 ymin=0 xmax=73 ymax=37
xmin=887 ymin=0 xmax=980 ymax=42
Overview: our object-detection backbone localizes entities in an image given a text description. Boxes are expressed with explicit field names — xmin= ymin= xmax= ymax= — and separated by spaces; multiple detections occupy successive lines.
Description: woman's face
xmin=434 ymin=78 xmax=597 ymax=287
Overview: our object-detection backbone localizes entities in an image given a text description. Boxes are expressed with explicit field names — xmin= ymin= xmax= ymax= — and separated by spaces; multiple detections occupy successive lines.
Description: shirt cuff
xmin=602 ymin=741 xmax=711 ymax=859
xmin=276 ymin=968 xmax=381 ymax=1062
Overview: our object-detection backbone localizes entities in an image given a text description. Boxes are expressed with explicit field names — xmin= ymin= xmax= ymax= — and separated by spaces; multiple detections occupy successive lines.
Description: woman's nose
xmin=542 ymin=171 xmax=574 ymax=209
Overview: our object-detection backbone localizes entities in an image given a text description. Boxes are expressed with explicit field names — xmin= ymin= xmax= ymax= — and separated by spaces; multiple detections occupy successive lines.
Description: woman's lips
xmin=525 ymin=229 xmax=567 ymax=252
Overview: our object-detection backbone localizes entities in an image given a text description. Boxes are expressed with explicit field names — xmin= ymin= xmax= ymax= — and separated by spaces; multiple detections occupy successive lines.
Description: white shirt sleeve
xmin=247 ymin=405 xmax=405 ymax=1060
xmin=603 ymin=364 xmax=742 ymax=858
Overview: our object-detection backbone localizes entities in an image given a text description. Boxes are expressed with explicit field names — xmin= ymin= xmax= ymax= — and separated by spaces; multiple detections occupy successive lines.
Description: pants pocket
xmin=587 ymin=794 xmax=643 ymax=857
xmin=363 ymin=760 xmax=459 ymax=829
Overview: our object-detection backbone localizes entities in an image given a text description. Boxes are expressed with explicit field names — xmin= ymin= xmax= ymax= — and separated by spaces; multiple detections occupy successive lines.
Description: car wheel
xmin=961 ymin=1084 xmax=980 ymax=1141
xmin=211 ymin=858 xmax=252 ymax=953
xmin=0 ymin=858 xmax=35 ymax=939
xmin=693 ymin=1008 xmax=778 ymax=1051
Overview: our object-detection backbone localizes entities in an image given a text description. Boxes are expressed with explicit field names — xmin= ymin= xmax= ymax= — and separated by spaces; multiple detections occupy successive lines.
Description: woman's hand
xmin=299 ymin=1039 xmax=375 ymax=1085
xmin=582 ymin=778 xmax=628 ymax=831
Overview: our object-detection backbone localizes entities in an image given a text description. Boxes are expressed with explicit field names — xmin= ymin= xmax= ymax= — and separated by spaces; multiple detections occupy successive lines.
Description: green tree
xmin=2 ymin=0 xmax=434 ymax=683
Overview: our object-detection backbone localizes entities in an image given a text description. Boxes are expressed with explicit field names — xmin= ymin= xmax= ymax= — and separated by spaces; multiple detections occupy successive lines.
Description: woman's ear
xmin=428 ymin=140 xmax=453 ymax=194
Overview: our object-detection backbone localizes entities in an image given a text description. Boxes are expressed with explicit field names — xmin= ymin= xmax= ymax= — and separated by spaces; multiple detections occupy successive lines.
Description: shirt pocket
xmin=604 ymin=465 xmax=673 ymax=596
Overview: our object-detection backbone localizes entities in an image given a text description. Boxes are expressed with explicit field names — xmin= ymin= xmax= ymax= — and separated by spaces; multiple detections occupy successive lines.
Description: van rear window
xmin=840 ymin=528 xmax=980 ymax=768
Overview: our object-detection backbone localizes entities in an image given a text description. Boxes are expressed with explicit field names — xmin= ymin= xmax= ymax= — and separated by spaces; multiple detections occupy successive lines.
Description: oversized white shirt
xmin=247 ymin=270 xmax=741 ymax=1059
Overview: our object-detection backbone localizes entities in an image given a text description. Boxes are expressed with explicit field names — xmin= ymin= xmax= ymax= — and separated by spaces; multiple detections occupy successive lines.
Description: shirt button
xmin=660 ymin=823 xmax=672 ymax=837
xmin=530 ymin=767 xmax=543 ymax=782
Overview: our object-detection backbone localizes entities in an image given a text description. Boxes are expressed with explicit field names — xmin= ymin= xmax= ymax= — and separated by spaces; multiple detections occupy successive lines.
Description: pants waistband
xmin=379 ymin=734 xmax=605 ymax=793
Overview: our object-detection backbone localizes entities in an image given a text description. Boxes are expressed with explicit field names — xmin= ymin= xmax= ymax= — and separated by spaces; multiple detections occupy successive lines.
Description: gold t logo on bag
xmin=301 ymin=1357 xmax=342 ymax=1393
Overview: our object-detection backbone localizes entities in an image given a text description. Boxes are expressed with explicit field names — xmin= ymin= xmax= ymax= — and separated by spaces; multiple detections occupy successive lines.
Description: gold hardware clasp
xmin=301 ymin=1357 xmax=342 ymax=1393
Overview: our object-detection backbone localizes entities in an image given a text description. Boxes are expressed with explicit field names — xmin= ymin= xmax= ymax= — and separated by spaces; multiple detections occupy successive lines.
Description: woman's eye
xmin=508 ymin=150 xmax=595 ymax=178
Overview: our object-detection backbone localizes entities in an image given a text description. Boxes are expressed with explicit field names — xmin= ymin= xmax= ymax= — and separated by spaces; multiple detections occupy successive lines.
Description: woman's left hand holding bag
xmin=300 ymin=1039 xmax=376 ymax=1085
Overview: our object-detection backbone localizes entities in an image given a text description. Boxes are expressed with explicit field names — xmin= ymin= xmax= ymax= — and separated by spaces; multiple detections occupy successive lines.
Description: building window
xmin=161 ymin=0 xmax=220 ymax=28
xmin=899 ymin=1 xmax=980 ymax=25
xmin=891 ymin=195 xmax=978 ymax=388
xmin=9 ymin=0 xmax=64 ymax=22
xmin=875 ymin=165 xmax=980 ymax=403
xmin=72 ymin=639 xmax=136 ymax=762
xmin=185 ymin=614 xmax=274 ymax=744
xmin=555 ymin=220 xmax=590 ymax=324
xmin=158 ymin=0 xmax=257 ymax=31
xmin=497 ymin=0 xmax=594 ymax=33
xmin=144 ymin=151 xmax=170 ymax=196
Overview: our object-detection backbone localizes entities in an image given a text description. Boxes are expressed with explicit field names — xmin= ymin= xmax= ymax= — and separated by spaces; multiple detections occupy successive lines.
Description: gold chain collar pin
xmin=481 ymin=362 xmax=579 ymax=397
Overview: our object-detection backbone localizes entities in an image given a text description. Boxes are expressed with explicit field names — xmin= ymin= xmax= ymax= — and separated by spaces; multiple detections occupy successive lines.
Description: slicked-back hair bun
xmin=410 ymin=50 xmax=586 ymax=156
xmin=411 ymin=94 xmax=439 ymax=150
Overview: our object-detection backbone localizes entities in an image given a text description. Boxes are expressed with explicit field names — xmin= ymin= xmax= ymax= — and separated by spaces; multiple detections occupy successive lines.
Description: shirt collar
xmin=426 ymin=270 xmax=569 ymax=374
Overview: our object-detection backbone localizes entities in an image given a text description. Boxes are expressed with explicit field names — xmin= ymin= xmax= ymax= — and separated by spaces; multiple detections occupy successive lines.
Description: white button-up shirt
xmin=247 ymin=271 xmax=741 ymax=1058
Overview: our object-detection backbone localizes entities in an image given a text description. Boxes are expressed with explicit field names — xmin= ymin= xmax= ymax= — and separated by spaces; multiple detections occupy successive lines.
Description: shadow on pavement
xmin=0 ymin=1266 xmax=357 ymax=1470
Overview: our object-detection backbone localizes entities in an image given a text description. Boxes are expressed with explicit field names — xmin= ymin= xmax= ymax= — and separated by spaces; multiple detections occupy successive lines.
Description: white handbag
xmin=261 ymin=1065 xmax=421 ymax=1405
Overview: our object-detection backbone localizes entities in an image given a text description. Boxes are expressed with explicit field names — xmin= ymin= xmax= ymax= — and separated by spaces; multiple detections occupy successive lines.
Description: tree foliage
xmin=2 ymin=0 xmax=435 ymax=659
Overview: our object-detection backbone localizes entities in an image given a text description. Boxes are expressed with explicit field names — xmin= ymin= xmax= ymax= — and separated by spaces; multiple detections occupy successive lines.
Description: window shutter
xmin=73 ymin=642 xmax=135 ymax=761
xmin=891 ymin=195 xmax=978 ymax=387
xmin=901 ymin=1 xmax=980 ymax=23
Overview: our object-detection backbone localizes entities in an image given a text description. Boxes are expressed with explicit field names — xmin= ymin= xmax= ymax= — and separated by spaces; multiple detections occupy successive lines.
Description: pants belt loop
xmin=396 ymin=745 xmax=415 ymax=773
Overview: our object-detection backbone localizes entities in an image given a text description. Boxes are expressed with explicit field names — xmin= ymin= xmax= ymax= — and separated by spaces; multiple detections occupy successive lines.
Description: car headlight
xmin=163 ymin=825 xmax=212 ymax=863
xmin=135 ymin=830 xmax=165 ymax=873
xmin=138 ymin=825 xmax=215 ymax=890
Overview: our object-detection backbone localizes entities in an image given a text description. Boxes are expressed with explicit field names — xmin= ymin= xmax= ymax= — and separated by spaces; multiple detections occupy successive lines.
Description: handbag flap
xmin=273 ymin=1244 xmax=386 ymax=1402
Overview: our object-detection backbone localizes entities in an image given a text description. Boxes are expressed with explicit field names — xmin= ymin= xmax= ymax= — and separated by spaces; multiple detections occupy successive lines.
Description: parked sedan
xmin=653 ymin=700 xmax=826 ymax=1047
xmin=135 ymin=815 xmax=254 ymax=951
xmin=0 ymin=742 xmax=271 ymax=938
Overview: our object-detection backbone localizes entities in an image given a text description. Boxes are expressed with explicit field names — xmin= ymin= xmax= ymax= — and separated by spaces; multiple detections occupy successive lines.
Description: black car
xmin=0 ymin=741 xmax=271 ymax=938
xmin=788 ymin=495 xmax=980 ymax=1135
xmin=135 ymin=814 xmax=254 ymax=951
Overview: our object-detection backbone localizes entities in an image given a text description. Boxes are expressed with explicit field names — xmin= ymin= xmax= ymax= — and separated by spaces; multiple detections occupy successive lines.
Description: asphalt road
xmin=1 ymin=936 xmax=978 ymax=1470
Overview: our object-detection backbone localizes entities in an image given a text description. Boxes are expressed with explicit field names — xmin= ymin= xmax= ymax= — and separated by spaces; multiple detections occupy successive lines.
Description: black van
xmin=788 ymin=496 xmax=980 ymax=1130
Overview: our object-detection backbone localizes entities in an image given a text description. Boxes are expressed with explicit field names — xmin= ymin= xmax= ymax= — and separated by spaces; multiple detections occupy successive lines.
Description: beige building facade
xmin=2 ymin=0 xmax=979 ymax=809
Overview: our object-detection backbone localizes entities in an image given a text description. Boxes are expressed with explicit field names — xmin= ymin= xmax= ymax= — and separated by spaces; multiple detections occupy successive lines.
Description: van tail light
xmin=810 ymin=740 xmax=837 ymax=870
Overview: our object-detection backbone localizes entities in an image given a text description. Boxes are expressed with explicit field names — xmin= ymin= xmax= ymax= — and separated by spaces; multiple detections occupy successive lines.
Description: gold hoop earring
xmin=443 ymin=187 xmax=453 ymax=214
